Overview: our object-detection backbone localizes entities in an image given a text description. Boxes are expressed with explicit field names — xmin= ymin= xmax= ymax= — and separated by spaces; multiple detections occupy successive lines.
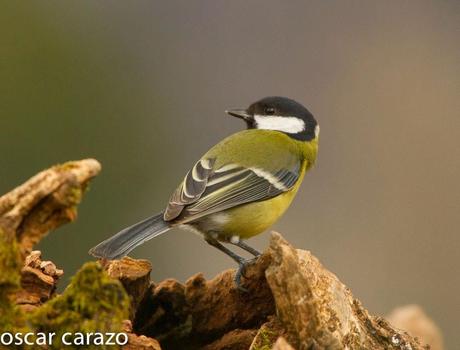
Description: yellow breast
xmin=215 ymin=164 xmax=306 ymax=239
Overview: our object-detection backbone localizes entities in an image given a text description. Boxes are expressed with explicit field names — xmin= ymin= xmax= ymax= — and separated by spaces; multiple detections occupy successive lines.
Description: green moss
xmin=0 ymin=227 xmax=23 ymax=332
xmin=252 ymin=327 xmax=276 ymax=350
xmin=55 ymin=161 xmax=79 ymax=172
xmin=29 ymin=262 xmax=130 ymax=349
xmin=0 ymin=228 xmax=21 ymax=287
xmin=67 ymin=187 xmax=83 ymax=205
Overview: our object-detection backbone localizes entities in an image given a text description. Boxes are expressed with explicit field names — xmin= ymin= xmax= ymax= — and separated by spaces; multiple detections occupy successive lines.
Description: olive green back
xmin=204 ymin=129 xmax=318 ymax=172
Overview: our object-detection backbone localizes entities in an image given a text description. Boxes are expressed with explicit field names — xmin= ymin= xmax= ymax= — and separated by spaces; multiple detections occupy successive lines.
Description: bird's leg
xmin=226 ymin=240 xmax=261 ymax=280
xmin=231 ymin=240 xmax=260 ymax=280
xmin=204 ymin=237 xmax=245 ymax=265
xmin=229 ymin=239 xmax=261 ymax=257
xmin=204 ymin=237 xmax=253 ymax=291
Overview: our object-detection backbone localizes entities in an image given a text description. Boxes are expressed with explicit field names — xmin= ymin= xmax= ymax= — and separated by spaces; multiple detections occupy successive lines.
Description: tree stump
xmin=0 ymin=160 xmax=443 ymax=349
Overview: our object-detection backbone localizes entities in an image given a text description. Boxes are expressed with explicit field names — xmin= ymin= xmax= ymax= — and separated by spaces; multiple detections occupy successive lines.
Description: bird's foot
xmin=234 ymin=257 xmax=259 ymax=292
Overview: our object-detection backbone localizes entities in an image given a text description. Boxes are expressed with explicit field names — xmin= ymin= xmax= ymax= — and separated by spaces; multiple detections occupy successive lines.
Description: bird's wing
xmin=164 ymin=159 xmax=301 ymax=222
xmin=164 ymin=158 xmax=216 ymax=220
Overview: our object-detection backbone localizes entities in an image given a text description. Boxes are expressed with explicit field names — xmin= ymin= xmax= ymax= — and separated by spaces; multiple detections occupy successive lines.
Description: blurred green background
xmin=1 ymin=1 xmax=459 ymax=347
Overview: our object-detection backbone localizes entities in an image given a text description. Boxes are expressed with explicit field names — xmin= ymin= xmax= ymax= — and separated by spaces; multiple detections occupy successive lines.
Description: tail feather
xmin=88 ymin=212 xmax=170 ymax=260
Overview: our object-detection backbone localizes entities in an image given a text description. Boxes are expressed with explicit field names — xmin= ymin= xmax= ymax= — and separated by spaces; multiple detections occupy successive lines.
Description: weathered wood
xmin=133 ymin=253 xmax=275 ymax=348
xmin=123 ymin=320 xmax=162 ymax=350
xmin=0 ymin=160 xmax=162 ymax=349
xmin=0 ymin=158 xmax=101 ymax=258
xmin=0 ymin=160 xmax=443 ymax=350
xmin=265 ymin=232 xmax=429 ymax=349
xmin=131 ymin=232 xmax=435 ymax=349
xmin=0 ymin=159 xmax=102 ymax=336
xmin=387 ymin=305 xmax=444 ymax=350
xmin=16 ymin=250 xmax=63 ymax=311
xmin=105 ymin=257 xmax=152 ymax=319
xmin=202 ymin=329 xmax=258 ymax=350
xmin=272 ymin=337 xmax=296 ymax=350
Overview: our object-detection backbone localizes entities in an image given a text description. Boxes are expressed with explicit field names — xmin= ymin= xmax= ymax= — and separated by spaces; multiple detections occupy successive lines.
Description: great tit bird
xmin=89 ymin=96 xmax=319 ymax=288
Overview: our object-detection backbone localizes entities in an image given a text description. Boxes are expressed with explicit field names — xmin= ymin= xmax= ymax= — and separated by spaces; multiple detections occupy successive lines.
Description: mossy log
xmin=0 ymin=160 xmax=443 ymax=350
xmin=0 ymin=159 xmax=159 ymax=349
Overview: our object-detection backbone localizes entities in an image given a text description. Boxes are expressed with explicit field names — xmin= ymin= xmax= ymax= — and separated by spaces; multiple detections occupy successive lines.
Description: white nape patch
xmin=249 ymin=167 xmax=288 ymax=191
xmin=254 ymin=115 xmax=305 ymax=134
xmin=315 ymin=124 xmax=320 ymax=138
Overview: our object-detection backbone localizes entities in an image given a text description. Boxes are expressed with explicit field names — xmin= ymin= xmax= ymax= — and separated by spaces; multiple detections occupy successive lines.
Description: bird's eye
xmin=265 ymin=107 xmax=275 ymax=115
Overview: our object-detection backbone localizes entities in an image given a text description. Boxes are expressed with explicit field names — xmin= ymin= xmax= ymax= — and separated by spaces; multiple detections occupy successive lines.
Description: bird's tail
xmin=88 ymin=212 xmax=170 ymax=260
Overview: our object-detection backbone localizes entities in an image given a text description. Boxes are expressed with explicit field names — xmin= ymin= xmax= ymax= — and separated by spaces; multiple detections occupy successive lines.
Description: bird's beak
xmin=225 ymin=109 xmax=252 ymax=121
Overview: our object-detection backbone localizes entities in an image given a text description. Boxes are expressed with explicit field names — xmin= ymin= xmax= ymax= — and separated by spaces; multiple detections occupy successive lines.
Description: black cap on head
xmin=227 ymin=96 xmax=318 ymax=141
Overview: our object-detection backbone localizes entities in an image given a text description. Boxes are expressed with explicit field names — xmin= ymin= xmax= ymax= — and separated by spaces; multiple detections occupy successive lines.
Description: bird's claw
xmin=234 ymin=257 xmax=258 ymax=292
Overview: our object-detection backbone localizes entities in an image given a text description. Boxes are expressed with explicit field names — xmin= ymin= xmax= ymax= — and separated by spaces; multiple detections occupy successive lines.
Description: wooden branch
xmin=105 ymin=257 xmax=152 ymax=319
xmin=128 ymin=233 xmax=435 ymax=349
xmin=0 ymin=158 xmax=101 ymax=258
xmin=272 ymin=337 xmax=296 ymax=350
xmin=122 ymin=320 xmax=162 ymax=350
xmin=387 ymin=305 xmax=444 ymax=350
xmin=0 ymin=160 xmax=443 ymax=350
xmin=132 ymin=253 xmax=274 ymax=349
xmin=16 ymin=250 xmax=63 ymax=312
xmin=0 ymin=160 xmax=161 ymax=349
xmin=0 ymin=159 xmax=101 ymax=334
xmin=264 ymin=233 xmax=430 ymax=349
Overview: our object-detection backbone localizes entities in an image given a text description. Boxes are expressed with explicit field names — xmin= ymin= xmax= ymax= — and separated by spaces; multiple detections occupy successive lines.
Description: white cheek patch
xmin=254 ymin=115 xmax=305 ymax=134
xmin=315 ymin=124 xmax=320 ymax=137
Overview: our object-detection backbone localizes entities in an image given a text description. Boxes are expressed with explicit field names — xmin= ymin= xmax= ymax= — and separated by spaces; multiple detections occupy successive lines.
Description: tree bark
xmin=0 ymin=160 xmax=443 ymax=349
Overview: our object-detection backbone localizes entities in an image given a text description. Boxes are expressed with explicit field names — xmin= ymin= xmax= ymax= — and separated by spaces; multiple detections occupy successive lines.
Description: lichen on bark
xmin=0 ymin=159 xmax=443 ymax=350
xmin=28 ymin=262 xmax=130 ymax=349
xmin=0 ymin=227 xmax=23 ymax=332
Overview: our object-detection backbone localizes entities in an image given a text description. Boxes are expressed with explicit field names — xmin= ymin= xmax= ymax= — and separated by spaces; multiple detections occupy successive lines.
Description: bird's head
xmin=226 ymin=96 xmax=319 ymax=141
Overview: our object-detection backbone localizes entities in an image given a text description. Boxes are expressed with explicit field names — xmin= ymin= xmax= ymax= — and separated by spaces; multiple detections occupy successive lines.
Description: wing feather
xmin=164 ymin=158 xmax=216 ymax=220
xmin=164 ymin=159 xmax=301 ymax=223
